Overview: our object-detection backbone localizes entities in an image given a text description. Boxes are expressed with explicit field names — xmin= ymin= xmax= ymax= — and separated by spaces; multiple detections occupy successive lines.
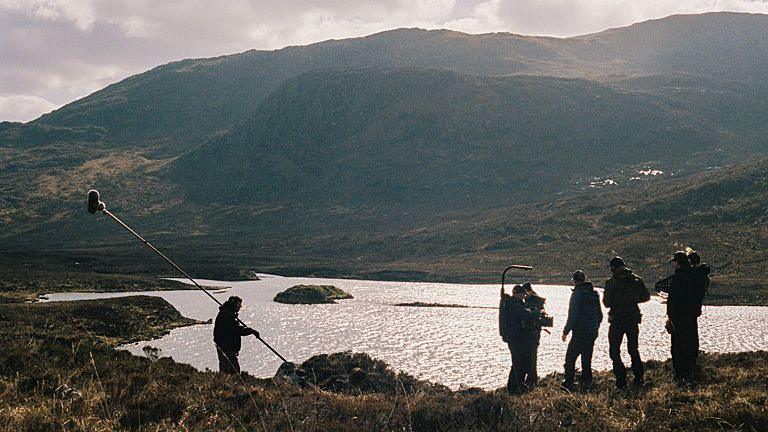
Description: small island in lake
xmin=273 ymin=284 xmax=354 ymax=304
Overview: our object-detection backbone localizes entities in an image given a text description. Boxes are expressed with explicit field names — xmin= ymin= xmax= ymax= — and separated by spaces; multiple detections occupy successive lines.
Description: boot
xmin=561 ymin=379 xmax=575 ymax=392
xmin=615 ymin=377 xmax=627 ymax=389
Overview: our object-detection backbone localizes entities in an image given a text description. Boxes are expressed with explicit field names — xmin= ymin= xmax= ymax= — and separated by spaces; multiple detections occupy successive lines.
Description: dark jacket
xmin=213 ymin=306 xmax=253 ymax=353
xmin=499 ymin=295 xmax=537 ymax=346
xmin=525 ymin=289 xmax=547 ymax=346
xmin=603 ymin=266 xmax=650 ymax=323
xmin=665 ymin=265 xmax=702 ymax=322
xmin=563 ymin=282 xmax=603 ymax=336
xmin=691 ymin=264 xmax=710 ymax=317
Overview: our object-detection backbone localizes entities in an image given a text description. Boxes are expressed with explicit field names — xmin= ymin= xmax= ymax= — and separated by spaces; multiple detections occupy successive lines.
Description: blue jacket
xmin=563 ymin=282 xmax=603 ymax=336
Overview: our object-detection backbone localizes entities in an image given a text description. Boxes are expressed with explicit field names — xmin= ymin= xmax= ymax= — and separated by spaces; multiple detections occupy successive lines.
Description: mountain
xmin=4 ymin=12 xmax=768 ymax=154
xmin=2 ymin=13 xmax=768 ymax=302
xmin=568 ymin=12 xmax=768 ymax=81
xmin=168 ymin=67 xmax=731 ymax=210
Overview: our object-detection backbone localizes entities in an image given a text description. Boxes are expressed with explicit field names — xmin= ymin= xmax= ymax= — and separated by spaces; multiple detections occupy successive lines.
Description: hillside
xmin=168 ymin=67 xmax=731 ymax=210
xmin=2 ymin=13 xmax=768 ymax=303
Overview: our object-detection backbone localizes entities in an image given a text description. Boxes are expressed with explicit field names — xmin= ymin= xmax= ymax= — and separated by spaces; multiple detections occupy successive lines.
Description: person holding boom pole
xmin=86 ymin=190 xmax=291 ymax=374
xmin=215 ymin=296 xmax=260 ymax=374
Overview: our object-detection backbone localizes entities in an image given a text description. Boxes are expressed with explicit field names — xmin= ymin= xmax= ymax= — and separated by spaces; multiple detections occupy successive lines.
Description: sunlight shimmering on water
xmin=43 ymin=275 xmax=768 ymax=389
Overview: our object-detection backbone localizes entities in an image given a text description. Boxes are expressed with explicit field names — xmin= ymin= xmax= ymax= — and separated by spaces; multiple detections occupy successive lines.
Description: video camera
xmin=537 ymin=311 xmax=554 ymax=328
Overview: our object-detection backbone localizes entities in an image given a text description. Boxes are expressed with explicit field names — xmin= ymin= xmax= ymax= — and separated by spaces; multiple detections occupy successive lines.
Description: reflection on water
xmin=44 ymin=275 xmax=768 ymax=389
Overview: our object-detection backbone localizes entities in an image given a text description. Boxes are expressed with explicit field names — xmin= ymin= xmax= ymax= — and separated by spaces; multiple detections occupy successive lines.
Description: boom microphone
xmin=85 ymin=189 xmax=290 ymax=364
xmin=87 ymin=189 xmax=105 ymax=214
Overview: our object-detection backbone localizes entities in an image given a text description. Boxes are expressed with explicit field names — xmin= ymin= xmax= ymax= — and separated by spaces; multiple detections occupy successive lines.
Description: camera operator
xmin=603 ymin=256 xmax=650 ymax=389
xmin=523 ymin=282 xmax=552 ymax=388
xmin=656 ymin=251 xmax=703 ymax=382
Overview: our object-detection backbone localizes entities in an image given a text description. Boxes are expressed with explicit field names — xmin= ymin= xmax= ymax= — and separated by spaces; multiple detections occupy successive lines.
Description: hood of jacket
xmin=218 ymin=306 xmax=238 ymax=318
xmin=573 ymin=281 xmax=595 ymax=292
xmin=574 ymin=281 xmax=600 ymax=301
xmin=612 ymin=266 xmax=638 ymax=280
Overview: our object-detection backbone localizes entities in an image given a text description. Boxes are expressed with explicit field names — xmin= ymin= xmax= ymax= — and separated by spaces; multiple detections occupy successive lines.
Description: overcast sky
xmin=2 ymin=0 xmax=768 ymax=122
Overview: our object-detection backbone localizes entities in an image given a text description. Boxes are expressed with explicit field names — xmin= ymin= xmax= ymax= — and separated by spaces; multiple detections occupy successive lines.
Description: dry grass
xmin=0 ymin=295 xmax=765 ymax=431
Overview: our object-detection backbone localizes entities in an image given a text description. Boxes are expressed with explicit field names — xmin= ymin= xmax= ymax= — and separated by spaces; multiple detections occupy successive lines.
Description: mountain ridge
xmin=2 ymin=12 xmax=768 ymax=302
xmin=7 ymin=12 xmax=767 ymax=149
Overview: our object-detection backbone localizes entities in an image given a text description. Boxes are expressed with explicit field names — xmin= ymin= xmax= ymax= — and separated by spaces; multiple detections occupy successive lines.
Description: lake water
xmin=44 ymin=275 xmax=768 ymax=389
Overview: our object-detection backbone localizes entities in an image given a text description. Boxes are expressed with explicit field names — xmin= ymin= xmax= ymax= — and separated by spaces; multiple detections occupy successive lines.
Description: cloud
xmin=0 ymin=0 xmax=97 ymax=30
xmin=2 ymin=0 xmax=768 ymax=122
xmin=0 ymin=94 xmax=57 ymax=122
xmin=494 ymin=0 xmax=768 ymax=36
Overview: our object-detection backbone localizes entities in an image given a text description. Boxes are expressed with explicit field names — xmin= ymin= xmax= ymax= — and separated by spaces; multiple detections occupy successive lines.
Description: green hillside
xmin=169 ymin=67 xmax=731 ymax=210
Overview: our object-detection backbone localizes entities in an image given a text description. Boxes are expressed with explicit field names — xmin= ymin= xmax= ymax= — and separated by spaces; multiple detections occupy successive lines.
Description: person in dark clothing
xmin=500 ymin=284 xmax=538 ymax=394
xmin=562 ymin=270 xmax=603 ymax=391
xmin=687 ymin=250 xmax=710 ymax=318
xmin=213 ymin=296 xmax=259 ymax=374
xmin=603 ymin=256 xmax=650 ymax=388
xmin=687 ymin=250 xmax=710 ymax=366
xmin=523 ymin=282 xmax=548 ymax=388
xmin=655 ymin=251 xmax=703 ymax=381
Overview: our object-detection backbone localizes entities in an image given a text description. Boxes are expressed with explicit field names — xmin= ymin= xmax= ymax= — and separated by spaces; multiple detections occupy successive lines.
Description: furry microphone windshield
xmin=87 ymin=189 xmax=105 ymax=214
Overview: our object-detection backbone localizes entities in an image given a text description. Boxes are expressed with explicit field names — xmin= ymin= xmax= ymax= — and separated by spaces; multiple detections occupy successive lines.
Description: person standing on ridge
xmin=603 ymin=256 xmax=650 ymax=389
xmin=214 ymin=296 xmax=260 ymax=374
xmin=656 ymin=251 xmax=702 ymax=382
xmin=561 ymin=270 xmax=603 ymax=391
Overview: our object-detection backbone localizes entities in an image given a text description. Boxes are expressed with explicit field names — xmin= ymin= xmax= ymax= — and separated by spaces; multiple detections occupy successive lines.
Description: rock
xmin=273 ymin=285 xmax=353 ymax=304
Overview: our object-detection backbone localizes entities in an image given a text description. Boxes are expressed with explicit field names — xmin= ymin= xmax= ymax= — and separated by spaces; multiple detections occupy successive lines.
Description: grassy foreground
xmin=0 ymin=294 xmax=766 ymax=431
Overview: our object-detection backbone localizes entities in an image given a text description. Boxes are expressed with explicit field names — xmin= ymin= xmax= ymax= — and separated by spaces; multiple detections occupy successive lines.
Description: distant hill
xmin=2 ymin=12 xmax=768 ymax=302
xmin=167 ymin=67 xmax=732 ymax=210
xmin=569 ymin=12 xmax=768 ymax=80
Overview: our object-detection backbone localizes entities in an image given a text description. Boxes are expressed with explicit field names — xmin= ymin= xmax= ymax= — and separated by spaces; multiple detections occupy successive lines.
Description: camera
xmin=525 ymin=291 xmax=554 ymax=328
xmin=538 ymin=312 xmax=554 ymax=328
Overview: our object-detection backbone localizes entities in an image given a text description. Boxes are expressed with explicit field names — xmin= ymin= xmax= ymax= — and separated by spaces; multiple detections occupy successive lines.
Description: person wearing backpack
xmin=687 ymin=249 xmax=710 ymax=316
xmin=523 ymin=282 xmax=551 ymax=388
xmin=561 ymin=270 xmax=603 ymax=391
xmin=603 ymin=256 xmax=650 ymax=389
xmin=687 ymin=249 xmax=710 ymax=367
xmin=656 ymin=251 xmax=704 ymax=382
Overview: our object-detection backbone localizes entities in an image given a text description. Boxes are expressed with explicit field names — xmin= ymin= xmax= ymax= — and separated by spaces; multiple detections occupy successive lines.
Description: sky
xmin=2 ymin=0 xmax=768 ymax=122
